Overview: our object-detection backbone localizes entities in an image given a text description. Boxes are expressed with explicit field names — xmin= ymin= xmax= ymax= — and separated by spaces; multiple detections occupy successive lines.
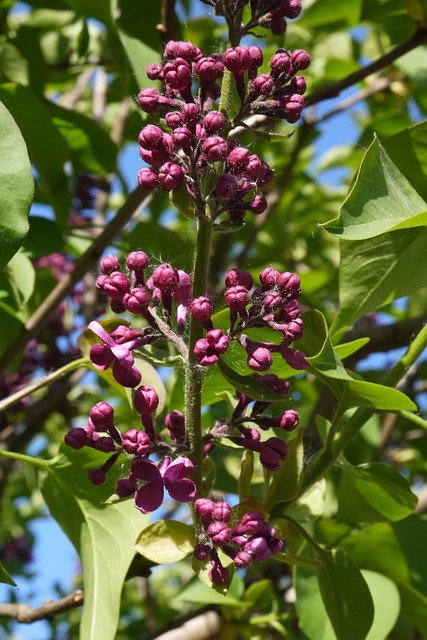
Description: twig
xmin=0 ymin=189 xmax=152 ymax=376
xmin=157 ymin=0 xmax=177 ymax=45
xmin=143 ymin=609 xmax=222 ymax=640
xmin=93 ymin=67 xmax=108 ymax=122
xmin=60 ymin=70 xmax=92 ymax=109
xmin=0 ymin=590 xmax=84 ymax=623
xmin=305 ymin=27 xmax=427 ymax=107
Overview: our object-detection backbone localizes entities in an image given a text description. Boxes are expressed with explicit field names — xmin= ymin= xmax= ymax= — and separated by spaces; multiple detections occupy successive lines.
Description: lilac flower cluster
xmin=194 ymin=499 xmax=283 ymax=583
xmin=137 ymin=40 xmax=309 ymax=223
xmin=64 ymin=394 xmax=196 ymax=513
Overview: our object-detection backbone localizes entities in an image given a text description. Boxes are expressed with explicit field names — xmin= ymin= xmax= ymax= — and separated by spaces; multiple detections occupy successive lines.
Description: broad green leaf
xmin=117 ymin=28 xmax=159 ymax=91
xmin=177 ymin=576 xmax=248 ymax=607
xmin=238 ymin=450 xmax=254 ymax=502
xmin=0 ymin=101 xmax=32 ymax=271
xmin=334 ymin=337 xmax=370 ymax=360
xmin=282 ymin=479 xmax=326 ymax=523
xmin=332 ymin=227 xmax=427 ymax=335
xmin=337 ymin=463 xmax=417 ymax=523
xmin=0 ymin=43 xmax=29 ymax=85
xmin=5 ymin=252 xmax=36 ymax=311
xmin=317 ymin=548 xmax=374 ymax=640
xmin=39 ymin=446 xmax=147 ymax=640
xmin=0 ymin=84 xmax=71 ymax=227
xmin=0 ymin=302 xmax=23 ymax=354
xmin=398 ymin=583 xmax=427 ymax=637
xmin=383 ymin=120 xmax=427 ymax=201
xmin=321 ymin=138 xmax=427 ymax=240
xmin=0 ymin=562 xmax=17 ymax=587
xmin=393 ymin=515 xmax=427 ymax=594
xmin=264 ymin=432 xmax=303 ymax=510
xmin=62 ymin=0 xmax=113 ymax=23
xmin=363 ymin=571 xmax=401 ymax=640
xmin=301 ymin=0 xmax=362 ymax=26
xmin=243 ymin=579 xmax=274 ymax=607
xmin=217 ymin=358 xmax=293 ymax=402
xmin=24 ymin=216 xmax=64 ymax=257
xmin=135 ymin=520 xmax=195 ymax=564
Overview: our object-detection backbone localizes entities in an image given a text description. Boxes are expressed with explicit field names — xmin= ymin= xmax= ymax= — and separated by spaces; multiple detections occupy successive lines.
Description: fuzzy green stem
xmin=0 ymin=448 xmax=48 ymax=469
xmin=279 ymin=514 xmax=325 ymax=558
xmin=300 ymin=322 xmax=427 ymax=496
xmin=219 ymin=70 xmax=234 ymax=119
xmin=185 ymin=216 xmax=213 ymax=497
xmin=0 ymin=357 xmax=90 ymax=414
xmin=399 ymin=410 xmax=427 ymax=429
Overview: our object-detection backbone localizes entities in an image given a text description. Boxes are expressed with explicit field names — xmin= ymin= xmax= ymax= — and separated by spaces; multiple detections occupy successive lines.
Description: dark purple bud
xmin=277 ymin=272 xmax=301 ymax=295
xmin=257 ymin=162 xmax=274 ymax=186
xmin=254 ymin=373 xmax=290 ymax=395
xmin=259 ymin=437 xmax=287 ymax=471
xmin=89 ymin=402 xmax=114 ymax=431
xmin=281 ymin=347 xmax=307 ymax=369
xmin=227 ymin=147 xmax=250 ymax=173
xmin=248 ymin=45 xmax=263 ymax=70
xmin=158 ymin=162 xmax=184 ymax=190
xmin=215 ymin=173 xmax=239 ymax=198
xmin=182 ymin=103 xmax=201 ymax=125
xmin=138 ymin=88 xmax=161 ymax=113
xmin=207 ymin=521 xmax=231 ymax=545
xmin=152 ymin=262 xmax=179 ymax=291
xmin=195 ymin=56 xmax=225 ymax=83
xmin=203 ymin=136 xmax=228 ymax=162
xmin=123 ymin=287 xmax=150 ymax=314
xmin=290 ymin=75 xmax=307 ymax=94
xmin=250 ymin=73 xmax=274 ymax=97
xmin=163 ymin=57 xmax=192 ymax=91
xmin=165 ymin=410 xmax=186 ymax=443
xmin=223 ymin=46 xmax=251 ymax=74
xmin=225 ymin=285 xmax=250 ymax=313
xmin=280 ymin=409 xmax=299 ymax=431
xmin=270 ymin=18 xmax=287 ymax=35
xmin=193 ymin=543 xmax=211 ymax=560
xmin=134 ymin=385 xmax=159 ymax=415
xmin=190 ymin=296 xmax=213 ymax=323
xmin=194 ymin=329 xmax=230 ymax=366
xmin=225 ymin=268 xmax=253 ymax=290
xmin=126 ymin=250 xmax=149 ymax=274
xmin=116 ymin=476 xmax=137 ymax=497
xmin=164 ymin=40 xmax=199 ymax=63
xmin=240 ymin=511 xmax=269 ymax=535
xmin=247 ymin=344 xmax=273 ymax=372
xmin=64 ymin=427 xmax=89 ymax=450
xmin=88 ymin=468 xmax=106 ymax=485
xmin=103 ymin=271 xmax=130 ymax=299
xmin=165 ymin=111 xmax=184 ymax=129
xmin=146 ymin=63 xmax=163 ymax=80
xmin=209 ymin=559 xmax=230 ymax=585
xmin=259 ymin=267 xmax=280 ymax=288
xmin=137 ymin=168 xmax=158 ymax=190
xmin=138 ymin=124 xmax=165 ymax=149
xmin=249 ymin=194 xmax=267 ymax=214
xmin=284 ymin=0 xmax=302 ymax=18
xmin=92 ymin=435 xmax=116 ymax=453
xmin=100 ymin=254 xmax=120 ymax=275
xmin=122 ymin=429 xmax=152 ymax=455
xmin=110 ymin=298 xmax=126 ymax=314
xmin=244 ymin=536 xmax=268 ymax=558
xmin=245 ymin=154 xmax=263 ymax=180
xmin=291 ymin=49 xmax=311 ymax=70
xmin=203 ymin=111 xmax=226 ymax=133
xmin=270 ymin=49 xmax=292 ymax=77
xmin=212 ymin=501 xmax=231 ymax=523
xmin=263 ymin=290 xmax=283 ymax=310
xmin=283 ymin=93 xmax=304 ymax=123
xmin=194 ymin=498 xmax=215 ymax=522
xmin=234 ymin=550 xmax=252 ymax=568
xmin=172 ymin=126 xmax=193 ymax=150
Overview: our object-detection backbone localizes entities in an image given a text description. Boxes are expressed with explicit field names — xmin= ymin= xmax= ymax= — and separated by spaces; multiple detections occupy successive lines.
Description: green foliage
xmin=135 ymin=520 xmax=195 ymax=565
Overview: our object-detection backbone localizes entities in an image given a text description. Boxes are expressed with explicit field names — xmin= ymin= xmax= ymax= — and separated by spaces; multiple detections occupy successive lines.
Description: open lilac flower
xmin=132 ymin=456 xmax=196 ymax=513
xmin=88 ymin=321 xmax=143 ymax=388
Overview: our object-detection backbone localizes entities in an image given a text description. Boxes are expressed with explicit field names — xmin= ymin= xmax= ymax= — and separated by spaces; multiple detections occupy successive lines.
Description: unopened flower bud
xmin=138 ymin=88 xmax=161 ymax=113
xmin=122 ymin=429 xmax=151 ymax=455
xmin=225 ymin=285 xmax=250 ymax=313
xmin=137 ymin=168 xmax=158 ymax=190
xmin=227 ymin=147 xmax=250 ymax=173
xmin=88 ymin=468 xmax=106 ymax=485
xmin=203 ymin=111 xmax=226 ymax=133
xmin=225 ymin=268 xmax=253 ymax=290
xmin=250 ymin=194 xmax=267 ymax=214
xmin=215 ymin=173 xmax=238 ymax=198
xmin=207 ymin=521 xmax=231 ymax=545
xmin=193 ymin=543 xmax=211 ymax=560
xmin=190 ymin=296 xmax=213 ymax=323
xmin=165 ymin=111 xmax=183 ymax=129
xmin=203 ymin=136 xmax=228 ymax=162
xmin=280 ymin=409 xmax=299 ymax=431
xmin=116 ymin=476 xmax=137 ymax=497
xmin=163 ymin=57 xmax=192 ymax=91
xmin=194 ymin=498 xmax=215 ymax=521
xmin=158 ymin=162 xmax=184 ymax=190
xmin=172 ymin=126 xmax=193 ymax=150
xmin=100 ymin=254 xmax=120 ymax=275
xmin=250 ymin=73 xmax=274 ymax=97
xmin=134 ymin=385 xmax=159 ymax=415
xmin=212 ymin=501 xmax=231 ymax=523
xmin=152 ymin=263 xmax=179 ymax=291
xmin=146 ymin=63 xmax=163 ymax=80
xmin=165 ymin=410 xmax=186 ymax=443
xmin=89 ymin=402 xmax=114 ymax=431
xmin=138 ymin=124 xmax=165 ymax=149
xmin=291 ymin=49 xmax=311 ymax=70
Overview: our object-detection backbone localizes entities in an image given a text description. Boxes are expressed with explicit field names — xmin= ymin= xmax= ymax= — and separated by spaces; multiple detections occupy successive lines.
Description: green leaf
xmin=337 ymin=463 xmax=417 ymax=523
xmin=321 ymin=137 xmax=427 ymax=240
xmin=62 ymin=0 xmax=113 ymax=24
xmin=0 ymin=101 xmax=33 ymax=271
xmin=301 ymin=0 xmax=362 ymax=26
xmin=363 ymin=570 xmax=401 ymax=640
xmin=135 ymin=520 xmax=195 ymax=564
xmin=398 ymin=583 xmax=427 ymax=637
xmin=0 ymin=43 xmax=29 ymax=85
xmin=116 ymin=27 xmax=159 ymax=91
xmin=238 ymin=450 xmax=254 ymax=502
xmin=177 ymin=576 xmax=248 ymax=607
xmin=383 ymin=120 xmax=427 ymax=201
xmin=0 ymin=561 xmax=17 ymax=587
xmin=316 ymin=548 xmax=374 ymax=640
xmin=217 ymin=358 xmax=292 ymax=402
xmin=5 ymin=252 xmax=36 ymax=311
xmin=282 ymin=479 xmax=326 ymax=523
xmin=393 ymin=515 xmax=427 ymax=594
xmin=170 ymin=183 xmax=195 ymax=219
xmin=264 ymin=433 xmax=303 ymax=510
xmin=24 ymin=216 xmax=64 ymax=257
xmin=39 ymin=446 xmax=147 ymax=640
xmin=334 ymin=337 xmax=370 ymax=360
xmin=332 ymin=227 xmax=427 ymax=335
xmin=0 ymin=84 xmax=71 ymax=228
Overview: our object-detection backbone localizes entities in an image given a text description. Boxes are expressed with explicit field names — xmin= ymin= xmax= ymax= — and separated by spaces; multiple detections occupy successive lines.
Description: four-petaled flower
xmin=132 ymin=456 xmax=196 ymax=513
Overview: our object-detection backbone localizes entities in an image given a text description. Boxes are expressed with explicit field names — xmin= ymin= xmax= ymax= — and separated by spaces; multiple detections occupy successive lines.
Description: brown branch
xmin=142 ymin=609 xmax=222 ymax=640
xmin=305 ymin=27 xmax=427 ymax=107
xmin=0 ymin=590 xmax=83 ymax=623
xmin=157 ymin=0 xmax=177 ymax=45
xmin=0 ymin=188 xmax=152 ymax=376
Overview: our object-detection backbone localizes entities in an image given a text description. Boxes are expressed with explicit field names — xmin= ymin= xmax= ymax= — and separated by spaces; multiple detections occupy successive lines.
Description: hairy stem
xmin=0 ymin=357 xmax=90 ymax=413
xmin=185 ymin=216 xmax=213 ymax=496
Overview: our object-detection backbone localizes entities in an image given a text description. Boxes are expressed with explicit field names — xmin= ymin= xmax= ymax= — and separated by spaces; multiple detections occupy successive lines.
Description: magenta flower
xmin=88 ymin=321 xmax=142 ymax=388
xmin=132 ymin=456 xmax=196 ymax=513
xmin=194 ymin=329 xmax=230 ymax=365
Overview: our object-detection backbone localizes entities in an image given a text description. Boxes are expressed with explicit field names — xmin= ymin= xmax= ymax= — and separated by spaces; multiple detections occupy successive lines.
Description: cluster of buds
xmin=137 ymin=41 xmax=309 ymax=223
xmin=192 ymin=266 xmax=307 ymax=373
xmin=194 ymin=499 xmax=283 ymax=583
xmin=64 ymin=395 xmax=196 ymax=513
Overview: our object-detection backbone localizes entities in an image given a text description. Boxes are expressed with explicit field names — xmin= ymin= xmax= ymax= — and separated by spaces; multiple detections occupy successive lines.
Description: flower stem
xmin=0 ymin=448 xmax=48 ymax=469
xmin=185 ymin=216 xmax=213 ymax=496
xmin=0 ymin=357 xmax=90 ymax=414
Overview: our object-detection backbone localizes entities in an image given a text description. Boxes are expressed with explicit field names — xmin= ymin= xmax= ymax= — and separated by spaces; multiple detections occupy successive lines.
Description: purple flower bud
xmin=209 ymin=559 xmax=229 ymax=585
xmin=89 ymin=402 xmax=114 ymax=431
xmin=195 ymin=56 xmax=225 ymax=83
xmin=244 ymin=154 xmax=262 ymax=180
xmin=277 ymin=272 xmax=301 ymax=295
xmin=240 ymin=511 xmax=269 ymax=535
xmin=270 ymin=18 xmax=287 ymax=35
xmin=248 ymin=45 xmax=264 ymax=70
xmin=259 ymin=267 xmax=280 ymax=288
xmin=134 ymin=385 xmax=159 ymax=415
xmin=116 ymin=476 xmax=137 ymax=497
xmin=284 ymin=0 xmax=302 ymax=18
xmin=122 ymin=429 xmax=152 ymax=455
xmin=227 ymin=146 xmax=250 ymax=173
xmin=215 ymin=173 xmax=239 ymax=198
xmin=263 ymin=290 xmax=283 ymax=310
xmin=207 ymin=521 xmax=231 ymax=545
xmin=250 ymin=73 xmax=274 ymax=97
xmin=92 ymin=435 xmax=116 ymax=453
xmin=259 ymin=437 xmax=287 ymax=471
xmin=224 ymin=46 xmax=251 ymax=74
xmin=203 ymin=111 xmax=226 ymax=133
xmin=281 ymin=347 xmax=307 ymax=370
xmin=270 ymin=49 xmax=293 ymax=77
xmin=110 ymin=298 xmax=126 ymax=314
xmin=88 ymin=468 xmax=106 ymax=485
xmin=172 ymin=126 xmax=193 ymax=150
xmin=194 ymin=498 xmax=215 ymax=522
xmin=164 ymin=40 xmax=199 ymax=63
xmin=291 ymin=49 xmax=311 ymax=70
xmin=165 ymin=111 xmax=184 ymax=129
xmin=138 ymin=88 xmax=161 ymax=113
xmin=234 ymin=550 xmax=252 ymax=567
xmin=244 ymin=536 xmax=268 ymax=558
xmin=225 ymin=285 xmax=250 ymax=313
xmin=152 ymin=263 xmax=179 ymax=292
xmin=249 ymin=194 xmax=268 ymax=214
xmin=212 ymin=501 xmax=231 ymax=523
xmin=225 ymin=268 xmax=253 ymax=290
xmin=280 ymin=409 xmax=299 ymax=431
xmin=247 ymin=344 xmax=273 ymax=371
xmin=182 ymin=103 xmax=201 ymax=125
xmin=103 ymin=271 xmax=131 ymax=299
xmin=123 ymin=287 xmax=150 ymax=314
xmin=290 ymin=75 xmax=307 ymax=94
xmin=138 ymin=124 xmax=165 ymax=149
xmin=165 ymin=410 xmax=186 ymax=444
xmin=203 ymin=136 xmax=229 ymax=162
xmin=158 ymin=162 xmax=184 ymax=190
xmin=194 ymin=329 xmax=230 ymax=366
xmin=146 ymin=63 xmax=163 ymax=80
xmin=163 ymin=57 xmax=192 ymax=91
xmin=257 ymin=162 xmax=274 ymax=186
xmin=190 ymin=296 xmax=213 ymax=323
xmin=64 ymin=427 xmax=89 ymax=450
xmin=193 ymin=543 xmax=211 ymax=560
xmin=283 ymin=93 xmax=305 ymax=123
xmin=137 ymin=168 xmax=158 ymax=190
xmin=100 ymin=254 xmax=120 ymax=275
xmin=254 ymin=373 xmax=290 ymax=395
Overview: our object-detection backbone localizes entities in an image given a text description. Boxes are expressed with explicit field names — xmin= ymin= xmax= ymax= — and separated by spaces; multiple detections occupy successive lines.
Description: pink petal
xmin=112 ymin=361 xmax=141 ymax=387
xmin=164 ymin=456 xmax=194 ymax=481
xmin=165 ymin=477 xmax=196 ymax=502
xmin=131 ymin=458 xmax=161 ymax=482
xmin=135 ymin=482 xmax=164 ymax=513
xmin=110 ymin=344 xmax=134 ymax=369
xmin=88 ymin=321 xmax=115 ymax=346
xmin=90 ymin=344 xmax=114 ymax=370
